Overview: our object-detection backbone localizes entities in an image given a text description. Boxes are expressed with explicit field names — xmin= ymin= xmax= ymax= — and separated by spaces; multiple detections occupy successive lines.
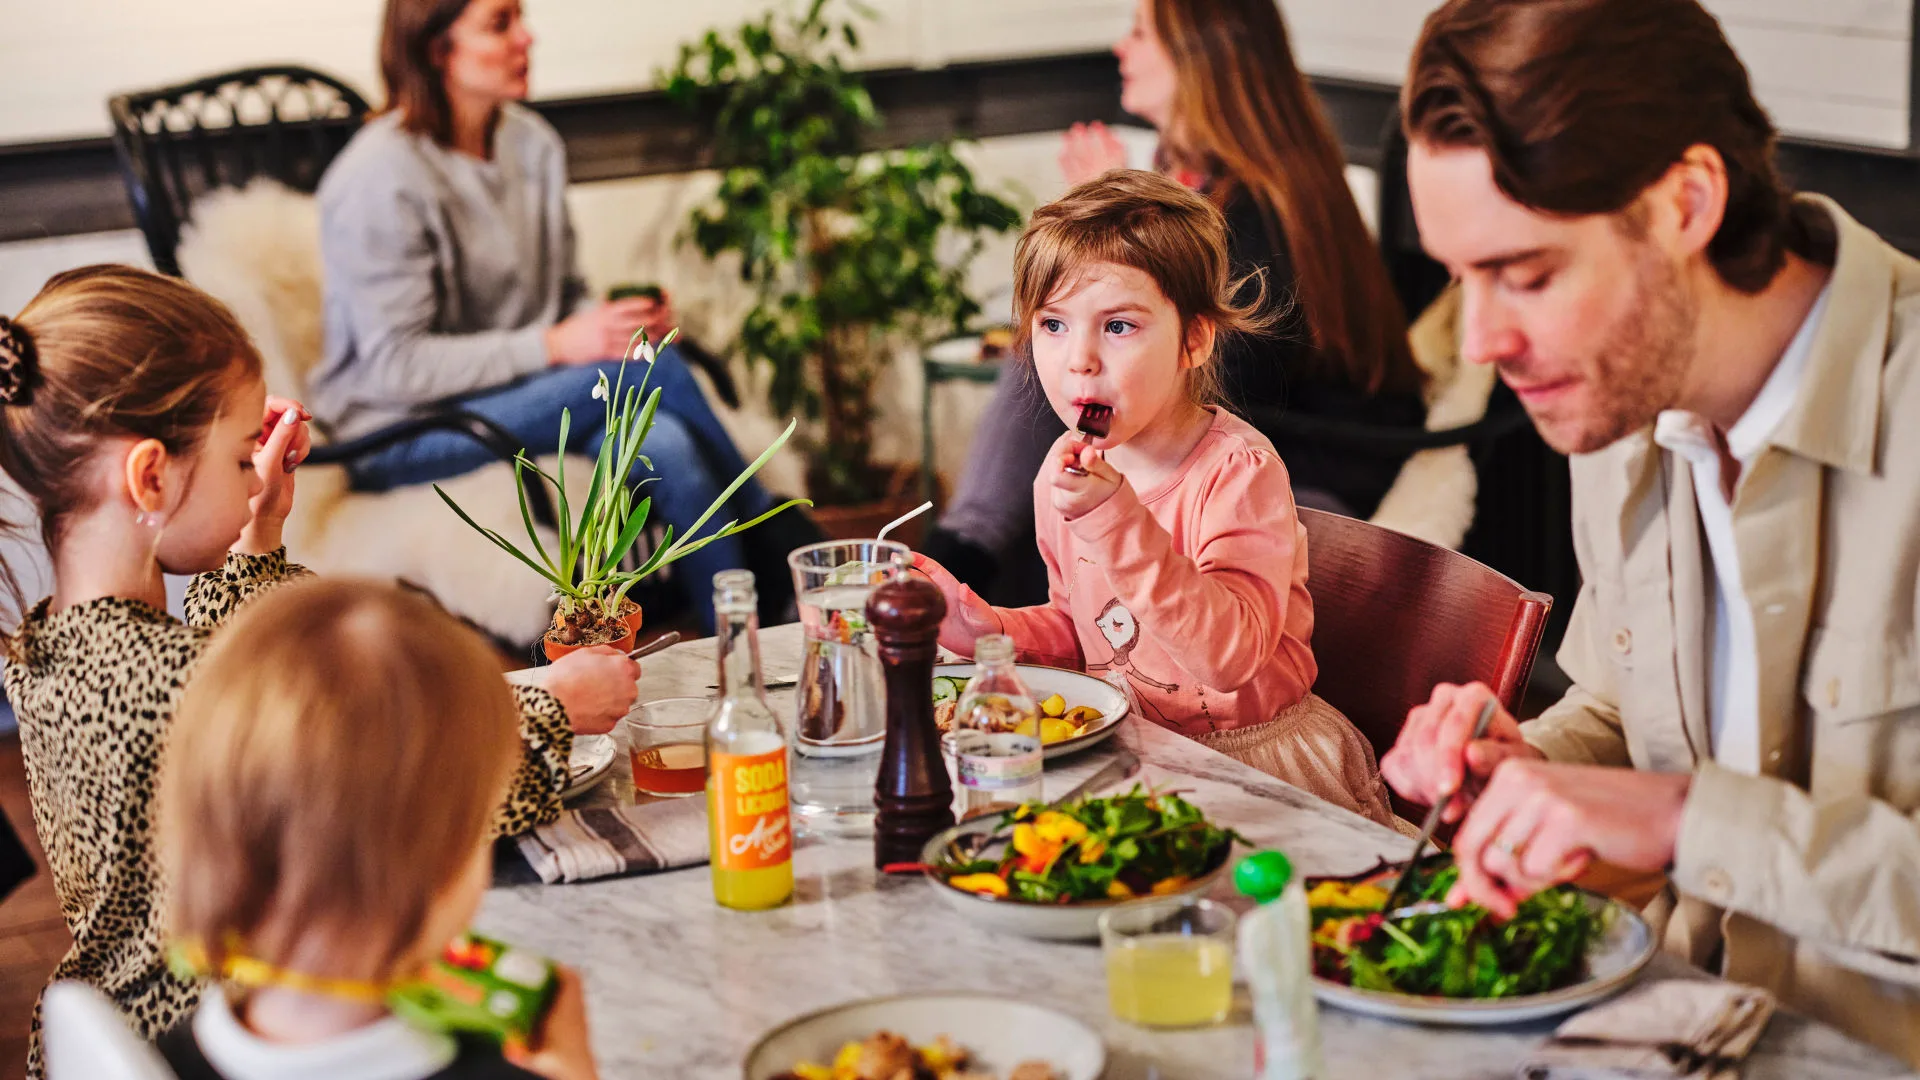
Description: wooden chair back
xmin=1300 ymin=507 xmax=1552 ymax=760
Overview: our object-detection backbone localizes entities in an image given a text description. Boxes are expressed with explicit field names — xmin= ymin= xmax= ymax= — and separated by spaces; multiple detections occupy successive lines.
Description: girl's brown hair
xmin=161 ymin=578 xmax=522 ymax=983
xmin=1149 ymin=0 xmax=1422 ymax=396
xmin=0 ymin=266 xmax=262 ymax=613
xmin=379 ymin=0 xmax=475 ymax=146
xmin=1403 ymin=0 xmax=1797 ymax=293
xmin=1014 ymin=169 xmax=1272 ymax=406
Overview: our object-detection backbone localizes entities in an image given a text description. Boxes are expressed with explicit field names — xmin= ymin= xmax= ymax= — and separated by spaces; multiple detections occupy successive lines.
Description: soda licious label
xmin=950 ymin=731 xmax=1042 ymax=791
xmin=711 ymin=748 xmax=792 ymax=871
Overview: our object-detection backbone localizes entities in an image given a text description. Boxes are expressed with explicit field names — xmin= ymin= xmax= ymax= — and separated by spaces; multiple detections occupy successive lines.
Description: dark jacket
xmin=1212 ymin=188 xmax=1425 ymax=518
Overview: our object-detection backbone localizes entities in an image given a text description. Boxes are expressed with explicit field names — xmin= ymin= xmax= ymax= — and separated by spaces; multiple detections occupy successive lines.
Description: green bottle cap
xmin=1234 ymin=850 xmax=1294 ymax=904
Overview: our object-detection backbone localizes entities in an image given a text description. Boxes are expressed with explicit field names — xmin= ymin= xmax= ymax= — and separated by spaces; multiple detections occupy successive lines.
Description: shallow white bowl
xmin=932 ymin=663 xmax=1129 ymax=760
xmin=743 ymin=993 xmax=1105 ymax=1080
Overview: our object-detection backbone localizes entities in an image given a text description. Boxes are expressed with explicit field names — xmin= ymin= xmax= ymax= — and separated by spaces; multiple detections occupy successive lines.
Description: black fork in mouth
xmin=1062 ymin=403 xmax=1114 ymax=476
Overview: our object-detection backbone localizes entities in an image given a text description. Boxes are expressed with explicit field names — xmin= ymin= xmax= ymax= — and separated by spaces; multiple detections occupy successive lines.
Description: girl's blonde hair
xmin=1013 ymin=169 xmax=1274 ymax=405
xmin=0 ymin=265 xmax=263 ymax=622
xmin=160 ymin=578 xmax=522 ymax=983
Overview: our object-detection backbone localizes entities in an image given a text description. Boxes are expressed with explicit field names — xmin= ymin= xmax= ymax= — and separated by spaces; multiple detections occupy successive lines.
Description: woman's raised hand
xmin=1059 ymin=121 xmax=1129 ymax=186
xmin=542 ymin=646 xmax=641 ymax=735
xmin=236 ymin=397 xmax=311 ymax=555
xmin=546 ymin=293 xmax=676 ymax=367
xmin=911 ymin=554 xmax=1005 ymax=655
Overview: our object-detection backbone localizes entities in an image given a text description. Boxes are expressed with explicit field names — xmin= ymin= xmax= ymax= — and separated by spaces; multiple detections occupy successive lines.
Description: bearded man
xmin=1379 ymin=0 xmax=1920 ymax=1060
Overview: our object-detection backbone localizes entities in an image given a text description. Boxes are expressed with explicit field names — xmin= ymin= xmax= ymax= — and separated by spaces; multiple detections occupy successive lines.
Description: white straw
xmin=875 ymin=500 xmax=935 ymax=545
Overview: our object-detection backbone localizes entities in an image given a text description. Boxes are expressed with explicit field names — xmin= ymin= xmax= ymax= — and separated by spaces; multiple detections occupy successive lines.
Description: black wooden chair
xmin=106 ymin=66 xmax=692 ymax=635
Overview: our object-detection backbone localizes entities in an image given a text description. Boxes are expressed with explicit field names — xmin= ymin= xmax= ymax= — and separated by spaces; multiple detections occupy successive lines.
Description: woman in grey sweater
xmin=313 ymin=0 xmax=813 ymax=630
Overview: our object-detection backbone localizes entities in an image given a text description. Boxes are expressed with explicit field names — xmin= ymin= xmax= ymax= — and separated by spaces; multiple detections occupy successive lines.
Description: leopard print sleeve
xmin=182 ymin=548 xmax=313 ymax=629
xmin=492 ymin=684 xmax=575 ymax=838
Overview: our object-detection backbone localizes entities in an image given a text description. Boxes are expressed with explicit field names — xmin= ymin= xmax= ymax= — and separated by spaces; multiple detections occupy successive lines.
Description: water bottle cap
xmin=1234 ymin=850 xmax=1293 ymax=903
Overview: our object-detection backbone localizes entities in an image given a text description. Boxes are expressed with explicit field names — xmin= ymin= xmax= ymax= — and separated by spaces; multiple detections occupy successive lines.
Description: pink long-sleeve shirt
xmin=994 ymin=408 xmax=1317 ymax=738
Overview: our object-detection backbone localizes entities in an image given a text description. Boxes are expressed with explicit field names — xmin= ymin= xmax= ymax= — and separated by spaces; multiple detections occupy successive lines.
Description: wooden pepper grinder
xmin=867 ymin=569 xmax=955 ymax=869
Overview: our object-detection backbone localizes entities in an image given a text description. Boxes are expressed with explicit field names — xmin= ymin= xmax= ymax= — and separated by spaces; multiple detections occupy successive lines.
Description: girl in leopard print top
xmin=0 ymin=267 xmax=640 ymax=1078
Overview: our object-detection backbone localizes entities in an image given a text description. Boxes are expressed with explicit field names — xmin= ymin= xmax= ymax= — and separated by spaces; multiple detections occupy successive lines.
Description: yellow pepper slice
xmin=1040 ymin=693 xmax=1067 ymax=717
xmin=1150 ymin=875 xmax=1192 ymax=896
xmin=1107 ymin=880 xmax=1135 ymax=899
xmin=948 ymin=873 xmax=1009 ymax=897
xmin=1033 ymin=811 xmax=1088 ymax=845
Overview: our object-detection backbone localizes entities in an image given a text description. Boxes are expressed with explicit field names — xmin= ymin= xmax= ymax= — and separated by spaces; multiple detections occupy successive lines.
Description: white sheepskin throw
xmin=1368 ymin=285 xmax=1491 ymax=549
xmin=176 ymin=180 xmax=569 ymax=643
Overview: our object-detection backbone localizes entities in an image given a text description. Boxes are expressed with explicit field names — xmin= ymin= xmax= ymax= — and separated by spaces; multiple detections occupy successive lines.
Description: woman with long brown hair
xmin=926 ymin=0 xmax=1425 ymax=598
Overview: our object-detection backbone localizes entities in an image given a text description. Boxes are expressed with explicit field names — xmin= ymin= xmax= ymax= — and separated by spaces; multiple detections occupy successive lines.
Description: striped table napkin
xmin=502 ymin=798 xmax=710 ymax=885
xmin=1517 ymin=980 xmax=1776 ymax=1080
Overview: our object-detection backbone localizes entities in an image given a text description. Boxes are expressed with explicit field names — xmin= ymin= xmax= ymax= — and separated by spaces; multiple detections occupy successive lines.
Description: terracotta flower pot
xmin=614 ymin=598 xmax=644 ymax=639
xmin=542 ymin=619 xmax=637 ymax=662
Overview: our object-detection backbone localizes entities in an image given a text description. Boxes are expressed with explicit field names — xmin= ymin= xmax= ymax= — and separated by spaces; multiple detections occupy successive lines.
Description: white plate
xmin=743 ymin=993 xmax=1105 ymax=1080
xmin=919 ymin=816 xmax=1227 ymax=941
xmin=562 ymin=734 xmax=617 ymax=801
xmin=1311 ymin=890 xmax=1657 ymax=1026
xmin=933 ymin=663 xmax=1129 ymax=760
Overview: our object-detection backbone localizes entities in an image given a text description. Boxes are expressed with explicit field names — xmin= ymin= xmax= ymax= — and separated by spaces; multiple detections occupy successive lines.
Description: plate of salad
xmin=920 ymin=788 xmax=1241 ymax=940
xmin=1307 ymin=856 xmax=1656 ymax=1025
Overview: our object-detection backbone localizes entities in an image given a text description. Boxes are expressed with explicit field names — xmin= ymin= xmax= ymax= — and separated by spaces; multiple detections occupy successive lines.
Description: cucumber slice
xmin=931 ymin=676 xmax=965 ymax=704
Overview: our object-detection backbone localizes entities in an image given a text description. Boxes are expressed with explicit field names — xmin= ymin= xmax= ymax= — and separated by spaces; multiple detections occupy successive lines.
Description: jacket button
xmin=1700 ymin=867 xmax=1733 ymax=903
xmin=1827 ymin=678 xmax=1842 ymax=709
xmin=1612 ymin=628 xmax=1633 ymax=655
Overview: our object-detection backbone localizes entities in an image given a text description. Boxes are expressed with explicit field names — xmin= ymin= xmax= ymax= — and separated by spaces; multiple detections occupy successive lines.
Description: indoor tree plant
xmin=436 ymin=329 xmax=808 ymax=659
xmin=663 ymin=0 xmax=1021 ymax=520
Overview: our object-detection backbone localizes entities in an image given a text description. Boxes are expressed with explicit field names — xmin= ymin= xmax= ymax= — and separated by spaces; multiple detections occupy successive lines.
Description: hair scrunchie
xmin=0 ymin=315 xmax=40 ymax=407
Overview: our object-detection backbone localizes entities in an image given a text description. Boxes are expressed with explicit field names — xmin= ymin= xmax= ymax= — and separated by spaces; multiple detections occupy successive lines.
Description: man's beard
xmin=1513 ymin=248 xmax=1696 ymax=456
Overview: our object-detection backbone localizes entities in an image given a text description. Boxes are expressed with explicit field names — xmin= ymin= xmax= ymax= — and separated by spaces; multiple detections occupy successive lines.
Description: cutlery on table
xmin=1060 ymin=403 xmax=1113 ymax=477
xmin=1380 ymin=696 xmax=1499 ymax=918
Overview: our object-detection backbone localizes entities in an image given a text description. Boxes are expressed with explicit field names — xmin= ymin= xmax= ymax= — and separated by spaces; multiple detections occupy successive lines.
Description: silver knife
xmin=1382 ymin=696 xmax=1499 ymax=915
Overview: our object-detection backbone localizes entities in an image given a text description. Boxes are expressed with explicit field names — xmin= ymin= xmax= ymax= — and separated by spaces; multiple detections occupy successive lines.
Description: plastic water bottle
xmin=1235 ymin=850 xmax=1324 ymax=1080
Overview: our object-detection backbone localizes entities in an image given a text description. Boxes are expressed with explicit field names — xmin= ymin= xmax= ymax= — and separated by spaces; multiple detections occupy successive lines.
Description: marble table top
xmin=482 ymin=624 xmax=1909 ymax=1079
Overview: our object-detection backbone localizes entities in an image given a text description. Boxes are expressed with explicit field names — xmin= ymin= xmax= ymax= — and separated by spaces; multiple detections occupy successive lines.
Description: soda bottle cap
xmin=1234 ymin=850 xmax=1293 ymax=904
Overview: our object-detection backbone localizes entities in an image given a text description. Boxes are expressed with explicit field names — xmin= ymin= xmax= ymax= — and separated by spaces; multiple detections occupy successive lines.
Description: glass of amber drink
xmin=625 ymin=697 xmax=709 ymax=798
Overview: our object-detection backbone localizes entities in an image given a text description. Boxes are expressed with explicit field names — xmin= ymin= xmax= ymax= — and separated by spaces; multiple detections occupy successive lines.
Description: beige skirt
xmin=1195 ymin=694 xmax=1414 ymax=835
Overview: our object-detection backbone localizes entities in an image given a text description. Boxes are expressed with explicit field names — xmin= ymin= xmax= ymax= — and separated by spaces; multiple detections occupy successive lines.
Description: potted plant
xmin=436 ymin=330 xmax=809 ymax=660
xmin=662 ymin=0 xmax=1021 ymax=533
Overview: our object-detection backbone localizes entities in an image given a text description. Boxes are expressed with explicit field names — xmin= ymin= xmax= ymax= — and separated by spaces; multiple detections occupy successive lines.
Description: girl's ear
xmin=122 ymin=438 xmax=172 ymax=516
xmin=1181 ymin=316 xmax=1218 ymax=370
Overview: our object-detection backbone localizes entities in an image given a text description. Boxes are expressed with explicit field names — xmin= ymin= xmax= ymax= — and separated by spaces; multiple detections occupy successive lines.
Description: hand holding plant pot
xmin=436 ymin=328 xmax=811 ymax=661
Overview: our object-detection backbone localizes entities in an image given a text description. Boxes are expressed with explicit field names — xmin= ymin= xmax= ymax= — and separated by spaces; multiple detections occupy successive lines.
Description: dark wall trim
xmin=6 ymin=49 xmax=1920 ymax=256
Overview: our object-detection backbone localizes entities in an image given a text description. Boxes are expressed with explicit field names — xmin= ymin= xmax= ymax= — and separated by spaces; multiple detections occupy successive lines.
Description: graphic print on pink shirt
xmin=1087 ymin=597 xmax=1182 ymax=728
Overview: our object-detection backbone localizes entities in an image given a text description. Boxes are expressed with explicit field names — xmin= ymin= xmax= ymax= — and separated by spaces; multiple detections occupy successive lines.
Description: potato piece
xmin=1062 ymin=705 xmax=1103 ymax=726
xmin=854 ymin=1032 xmax=915 ymax=1080
xmin=1039 ymin=717 xmax=1077 ymax=744
xmin=1040 ymin=693 xmax=1066 ymax=717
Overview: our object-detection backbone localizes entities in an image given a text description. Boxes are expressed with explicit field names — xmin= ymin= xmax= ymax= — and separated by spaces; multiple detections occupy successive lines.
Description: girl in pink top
xmin=917 ymin=170 xmax=1396 ymax=827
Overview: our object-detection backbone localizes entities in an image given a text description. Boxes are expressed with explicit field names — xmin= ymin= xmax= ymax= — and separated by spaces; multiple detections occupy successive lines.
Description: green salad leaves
xmin=936 ymin=788 xmax=1241 ymax=904
xmin=1310 ymin=859 xmax=1604 ymax=999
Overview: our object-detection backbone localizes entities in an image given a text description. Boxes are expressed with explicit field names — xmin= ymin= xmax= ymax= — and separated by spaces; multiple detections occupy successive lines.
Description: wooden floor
xmin=0 ymin=733 xmax=66 ymax=1080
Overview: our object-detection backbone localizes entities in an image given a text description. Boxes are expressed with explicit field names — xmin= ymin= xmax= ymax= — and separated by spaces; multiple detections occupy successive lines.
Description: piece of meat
xmin=934 ymin=700 xmax=956 ymax=732
xmin=854 ymin=1032 xmax=917 ymax=1080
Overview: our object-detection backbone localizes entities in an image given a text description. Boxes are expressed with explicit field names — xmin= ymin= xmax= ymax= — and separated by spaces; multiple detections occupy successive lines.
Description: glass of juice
xmin=625 ymin=697 xmax=709 ymax=798
xmin=1099 ymin=897 xmax=1237 ymax=1028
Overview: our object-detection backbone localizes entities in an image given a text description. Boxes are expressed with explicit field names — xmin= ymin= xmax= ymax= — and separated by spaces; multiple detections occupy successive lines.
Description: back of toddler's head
xmin=161 ymin=578 xmax=521 ymax=983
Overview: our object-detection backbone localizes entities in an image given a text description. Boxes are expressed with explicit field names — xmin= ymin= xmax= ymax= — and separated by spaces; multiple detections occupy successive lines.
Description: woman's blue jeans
xmin=347 ymin=349 xmax=773 ymax=633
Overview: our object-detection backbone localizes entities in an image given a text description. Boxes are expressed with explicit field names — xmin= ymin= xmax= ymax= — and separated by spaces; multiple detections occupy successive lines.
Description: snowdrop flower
xmin=631 ymin=339 xmax=656 ymax=365
xmin=592 ymin=376 xmax=609 ymax=401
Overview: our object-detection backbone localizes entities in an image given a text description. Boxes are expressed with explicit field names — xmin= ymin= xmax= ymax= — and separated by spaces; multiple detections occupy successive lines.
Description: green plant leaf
xmin=433 ymin=484 xmax=574 ymax=595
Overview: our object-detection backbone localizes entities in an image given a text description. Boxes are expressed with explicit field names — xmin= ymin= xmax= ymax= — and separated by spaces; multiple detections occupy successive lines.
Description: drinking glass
xmin=625 ymin=696 xmax=710 ymax=798
xmin=1099 ymin=897 xmax=1237 ymax=1028
xmin=785 ymin=539 xmax=909 ymax=830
